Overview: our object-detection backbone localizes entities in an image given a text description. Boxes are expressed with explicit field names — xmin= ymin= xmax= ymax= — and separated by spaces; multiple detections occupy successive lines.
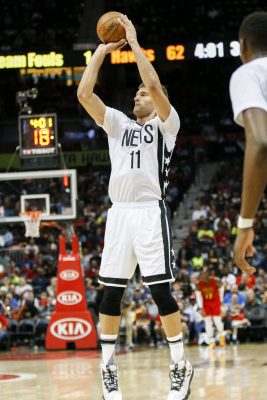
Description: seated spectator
xmin=132 ymin=287 xmax=148 ymax=309
xmin=192 ymin=202 xmax=208 ymax=221
xmin=262 ymin=291 xmax=267 ymax=310
xmin=47 ymin=277 xmax=57 ymax=298
xmin=121 ymin=297 xmax=136 ymax=350
xmin=197 ymin=220 xmax=214 ymax=245
xmin=191 ymin=249 xmax=205 ymax=271
xmin=223 ymin=284 xmax=246 ymax=307
xmin=214 ymin=224 xmax=230 ymax=254
xmin=24 ymin=238 xmax=39 ymax=256
xmin=0 ymin=228 xmax=13 ymax=247
xmin=222 ymin=266 xmax=236 ymax=290
xmin=171 ymin=280 xmax=184 ymax=303
xmin=15 ymin=277 xmax=33 ymax=299
xmin=133 ymin=305 xmax=152 ymax=345
xmin=226 ymin=293 xmax=250 ymax=343
xmin=244 ymin=289 xmax=261 ymax=311
xmin=178 ymin=301 xmax=190 ymax=343
xmin=213 ymin=212 xmax=231 ymax=232
xmin=17 ymin=292 xmax=40 ymax=321
xmin=255 ymin=268 xmax=267 ymax=292
xmin=208 ymin=249 xmax=219 ymax=268
xmin=0 ymin=313 xmax=9 ymax=347
xmin=236 ymin=273 xmax=256 ymax=290
xmin=32 ymin=267 xmax=50 ymax=295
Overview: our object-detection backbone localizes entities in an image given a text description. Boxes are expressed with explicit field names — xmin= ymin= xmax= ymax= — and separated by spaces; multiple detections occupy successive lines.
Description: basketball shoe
xmin=101 ymin=364 xmax=123 ymax=399
xmin=219 ymin=334 xmax=226 ymax=347
xmin=168 ymin=360 xmax=194 ymax=400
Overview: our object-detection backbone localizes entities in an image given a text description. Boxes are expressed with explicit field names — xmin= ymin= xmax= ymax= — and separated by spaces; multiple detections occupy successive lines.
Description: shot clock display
xmin=19 ymin=113 xmax=58 ymax=158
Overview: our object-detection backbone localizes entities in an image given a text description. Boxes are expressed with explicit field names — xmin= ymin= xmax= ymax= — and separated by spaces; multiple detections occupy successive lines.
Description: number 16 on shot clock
xmin=19 ymin=113 xmax=58 ymax=158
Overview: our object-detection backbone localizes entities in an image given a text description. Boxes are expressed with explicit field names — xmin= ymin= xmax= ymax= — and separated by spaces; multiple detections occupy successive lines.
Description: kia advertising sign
xmin=50 ymin=318 xmax=92 ymax=340
xmin=59 ymin=269 xmax=79 ymax=281
xmin=57 ymin=291 xmax=82 ymax=305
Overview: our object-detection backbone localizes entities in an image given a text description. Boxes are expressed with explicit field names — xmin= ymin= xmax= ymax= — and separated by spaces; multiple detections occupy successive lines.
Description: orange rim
xmin=21 ymin=211 xmax=42 ymax=221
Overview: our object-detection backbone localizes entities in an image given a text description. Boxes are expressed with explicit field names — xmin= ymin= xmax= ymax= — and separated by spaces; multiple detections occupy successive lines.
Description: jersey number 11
xmin=130 ymin=150 xmax=141 ymax=169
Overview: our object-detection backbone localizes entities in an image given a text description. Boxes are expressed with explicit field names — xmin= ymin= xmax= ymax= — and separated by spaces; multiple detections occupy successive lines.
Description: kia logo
xmin=57 ymin=291 xmax=82 ymax=305
xmin=61 ymin=255 xmax=76 ymax=261
xmin=60 ymin=270 xmax=79 ymax=281
xmin=50 ymin=318 xmax=92 ymax=340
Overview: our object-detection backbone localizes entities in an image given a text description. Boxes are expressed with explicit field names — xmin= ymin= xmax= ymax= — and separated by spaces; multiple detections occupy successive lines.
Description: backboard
xmin=0 ymin=169 xmax=77 ymax=223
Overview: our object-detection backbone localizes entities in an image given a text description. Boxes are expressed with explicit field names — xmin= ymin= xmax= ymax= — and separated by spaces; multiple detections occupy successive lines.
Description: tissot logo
xmin=50 ymin=318 xmax=92 ymax=340
xmin=60 ymin=270 xmax=79 ymax=281
xmin=57 ymin=291 xmax=82 ymax=305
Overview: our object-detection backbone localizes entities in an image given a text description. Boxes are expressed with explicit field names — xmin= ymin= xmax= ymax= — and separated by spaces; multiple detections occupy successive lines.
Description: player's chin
xmin=133 ymin=106 xmax=139 ymax=116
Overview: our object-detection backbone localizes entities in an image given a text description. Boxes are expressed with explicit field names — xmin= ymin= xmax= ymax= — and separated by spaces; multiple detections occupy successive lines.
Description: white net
xmin=21 ymin=211 xmax=42 ymax=238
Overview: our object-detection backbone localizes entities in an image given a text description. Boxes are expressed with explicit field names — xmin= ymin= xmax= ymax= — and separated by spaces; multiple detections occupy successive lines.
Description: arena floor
xmin=0 ymin=344 xmax=266 ymax=399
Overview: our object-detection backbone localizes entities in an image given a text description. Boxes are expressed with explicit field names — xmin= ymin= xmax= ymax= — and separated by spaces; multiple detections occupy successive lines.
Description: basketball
xmin=96 ymin=11 xmax=126 ymax=44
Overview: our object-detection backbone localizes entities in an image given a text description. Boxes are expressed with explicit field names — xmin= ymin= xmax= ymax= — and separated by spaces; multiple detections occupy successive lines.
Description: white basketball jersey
xmin=98 ymin=106 xmax=180 ymax=202
xmin=230 ymin=56 xmax=267 ymax=127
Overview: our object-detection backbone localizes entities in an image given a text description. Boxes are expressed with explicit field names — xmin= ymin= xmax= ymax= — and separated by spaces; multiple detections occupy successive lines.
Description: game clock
xmin=19 ymin=113 xmax=58 ymax=158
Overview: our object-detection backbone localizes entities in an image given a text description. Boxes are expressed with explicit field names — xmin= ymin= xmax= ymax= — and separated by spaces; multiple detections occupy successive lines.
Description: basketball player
xmin=196 ymin=267 xmax=225 ymax=348
xmin=230 ymin=11 xmax=267 ymax=275
xmin=78 ymin=14 xmax=193 ymax=400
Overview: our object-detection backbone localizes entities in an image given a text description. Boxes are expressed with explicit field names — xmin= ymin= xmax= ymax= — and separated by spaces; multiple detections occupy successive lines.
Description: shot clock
xmin=19 ymin=113 xmax=58 ymax=158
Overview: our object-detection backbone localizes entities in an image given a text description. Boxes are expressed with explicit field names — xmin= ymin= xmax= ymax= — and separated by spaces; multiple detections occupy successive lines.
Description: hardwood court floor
xmin=0 ymin=343 xmax=266 ymax=400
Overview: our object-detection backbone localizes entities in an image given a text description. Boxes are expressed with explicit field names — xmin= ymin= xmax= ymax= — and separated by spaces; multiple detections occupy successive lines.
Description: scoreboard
xmin=19 ymin=113 xmax=58 ymax=158
xmin=0 ymin=40 xmax=242 ymax=70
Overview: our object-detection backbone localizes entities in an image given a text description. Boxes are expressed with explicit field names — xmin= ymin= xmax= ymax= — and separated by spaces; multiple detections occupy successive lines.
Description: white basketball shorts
xmin=98 ymin=200 xmax=176 ymax=287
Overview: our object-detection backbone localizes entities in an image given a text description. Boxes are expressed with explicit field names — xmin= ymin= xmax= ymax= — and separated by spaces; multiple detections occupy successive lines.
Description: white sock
xmin=204 ymin=316 xmax=214 ymax=339
xmin=101 ymin=334 xmax=117 ymax=366
xmin=167 ymin=333 xmax=184 ymax=365
xmin=213 ymin=316 xmax=224 ymax=334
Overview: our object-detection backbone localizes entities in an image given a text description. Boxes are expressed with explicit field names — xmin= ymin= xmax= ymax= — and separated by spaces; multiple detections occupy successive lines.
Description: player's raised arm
xmin=77 ymin=40 xmax=126 ymax=125
xmin=119 ymin=15 xmax=171 ymax=122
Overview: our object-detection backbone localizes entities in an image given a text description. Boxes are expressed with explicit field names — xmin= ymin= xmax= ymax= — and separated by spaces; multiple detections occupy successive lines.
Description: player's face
xmin=133 ymin=88 xmax=155 ymax=119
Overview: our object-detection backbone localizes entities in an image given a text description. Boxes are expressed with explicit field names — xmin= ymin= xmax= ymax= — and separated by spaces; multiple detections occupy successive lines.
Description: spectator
xmin=226 ymin=293 xmax=250 ymax=343
xmin=223 ymin=284 xmax=246 ymax=307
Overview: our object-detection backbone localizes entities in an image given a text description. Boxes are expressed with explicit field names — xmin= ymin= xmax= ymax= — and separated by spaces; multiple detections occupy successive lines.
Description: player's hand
xmin=118 ymin=15 xmax=137 ymax=45
xmin=233 ymin=227 xmax=256 ymax=275
xmin=98 ymin=39 xmax=127 ymax=55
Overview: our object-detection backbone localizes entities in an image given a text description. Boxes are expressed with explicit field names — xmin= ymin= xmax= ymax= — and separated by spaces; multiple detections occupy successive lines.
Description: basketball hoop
xmin=21 ymin=211 xmax=42 ymax=238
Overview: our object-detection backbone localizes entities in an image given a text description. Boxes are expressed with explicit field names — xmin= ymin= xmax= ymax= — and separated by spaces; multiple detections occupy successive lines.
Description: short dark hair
xmin=239 ymin=11 xmax=267 ymax=53
xmin=138 ymin=82 xmax=169 ymax=98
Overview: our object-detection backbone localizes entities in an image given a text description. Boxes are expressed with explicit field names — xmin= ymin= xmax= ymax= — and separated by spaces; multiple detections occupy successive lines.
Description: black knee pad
xmin=149 ymin=283 xmax=179 ymax=316
xmin=99 ymin=286 xmax=125 ymax=316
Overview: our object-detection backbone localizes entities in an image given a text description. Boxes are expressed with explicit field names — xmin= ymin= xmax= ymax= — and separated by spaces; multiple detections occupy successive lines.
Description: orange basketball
xmin=96 ymin=11 xmax=126 ymax=44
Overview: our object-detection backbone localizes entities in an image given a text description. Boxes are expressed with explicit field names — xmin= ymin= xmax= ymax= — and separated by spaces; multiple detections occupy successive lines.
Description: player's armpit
xmin=243 ymin=108 xmax=267 ymax=146
xmin=77 ymin=92 xmax=106 ymax=126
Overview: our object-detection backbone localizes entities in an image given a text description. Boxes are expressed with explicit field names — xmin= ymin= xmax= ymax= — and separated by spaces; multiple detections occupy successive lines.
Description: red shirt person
xmin=196 ymin=267 xmax=225 ymax=347
xmin=197 ymin=272 xmax=222 ymax=316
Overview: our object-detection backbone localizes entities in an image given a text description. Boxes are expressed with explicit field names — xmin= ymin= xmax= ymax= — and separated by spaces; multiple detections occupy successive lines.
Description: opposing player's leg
xmin=213 ymin=315 xmax=225 ymax=347
xmin=204 ymin=315 xmax=216 ymax=349
xmin=99 ymin=286 xmax=125 ymax=399
xmin=150 ymin=283 xmax=194 ymax=400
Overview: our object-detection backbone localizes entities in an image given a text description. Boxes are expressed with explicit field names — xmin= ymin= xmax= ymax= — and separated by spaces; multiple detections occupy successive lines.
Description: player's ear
xmin=239 ymin=38 xmax=247 ymax=63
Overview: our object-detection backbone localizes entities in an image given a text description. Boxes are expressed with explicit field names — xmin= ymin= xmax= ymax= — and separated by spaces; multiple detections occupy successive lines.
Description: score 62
xmin=166 ymin=45 xmax=185 ymax=61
